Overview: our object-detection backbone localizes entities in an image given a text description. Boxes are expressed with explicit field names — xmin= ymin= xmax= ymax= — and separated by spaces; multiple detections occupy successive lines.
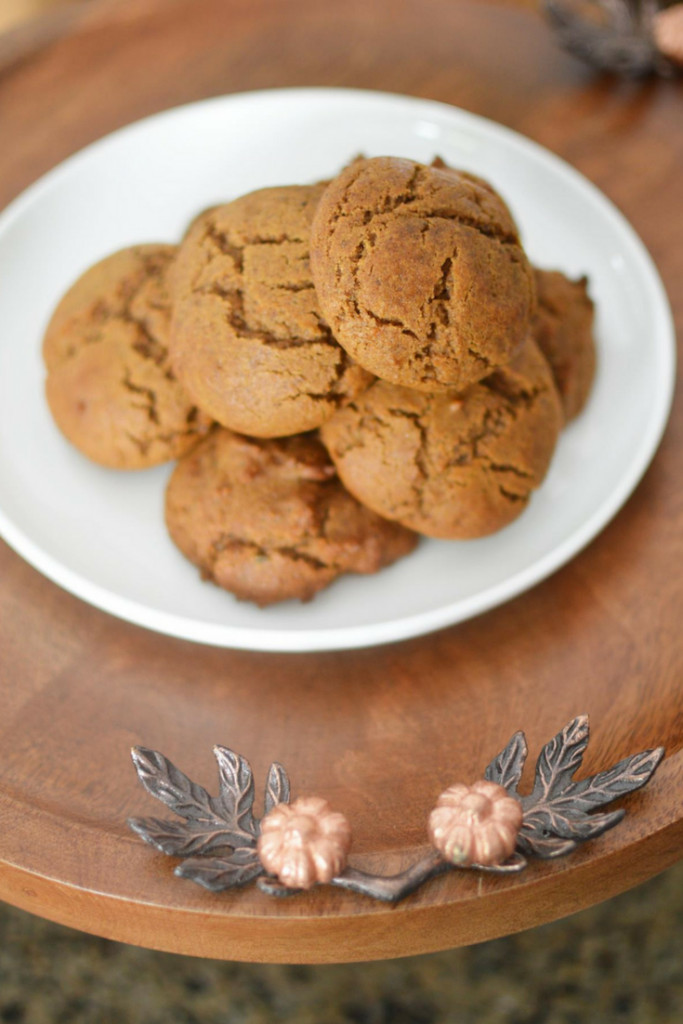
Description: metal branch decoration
xmin=128 ymin=716 xmax=664 ymax=903
xmin=544 ymin=0 xmax=683 ymax=76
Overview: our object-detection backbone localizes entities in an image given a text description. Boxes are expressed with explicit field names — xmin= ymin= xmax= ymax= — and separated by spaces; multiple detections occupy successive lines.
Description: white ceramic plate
xmin=0 ymin=88 xmax=675 ymax=651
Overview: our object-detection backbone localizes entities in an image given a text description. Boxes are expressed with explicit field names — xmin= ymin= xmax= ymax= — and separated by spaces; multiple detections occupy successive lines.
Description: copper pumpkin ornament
xmin=129 ymin=715 xmax=664 ymax=901
xmin=257 ymin=796 xmax=352 ymax=889
xmin=428 ymin=780 xmax=523 ymax=867
xmin=654 ymin=4 xmax=683 ymax=66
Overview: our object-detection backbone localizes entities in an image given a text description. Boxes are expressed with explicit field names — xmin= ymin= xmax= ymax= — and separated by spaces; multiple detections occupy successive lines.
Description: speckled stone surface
xmin=0 ymin=863 xmax=681 ymax=1023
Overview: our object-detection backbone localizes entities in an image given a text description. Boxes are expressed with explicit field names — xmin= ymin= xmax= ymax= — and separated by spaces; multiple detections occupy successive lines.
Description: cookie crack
xmin=480 ymin=374 xmax=543 ymax=412
xmin=120 ymin=310 xmax=171 ymax=371
xmin=481 ymin=457 xmax=534 ymax=481
xmin=126 ymin=423 xmax=204 ymax=457
xmin=207 ymin=535 xmax=267 ymax=575
xmin=274 ymin=282 xmax=316 ymax=293
xmin=204 ymin=223 xmax=307 ymax=263
xmin=329 ymin=163 xmax=423 ymax=233
xmin=327 ymin=166 xmax=378 ymax=228
xmin=208 ymin=534 xmax=331 ymax=574
xmin=497 ymin=486 xmax=528 ymax=504
xmin=59 ymin=251 xmax=173 ymax=365
xmin=362 ymin=307 xmax=420 ymax=338
xmin=330 ymin=406 xmax=389 ymax=457
xmin=122 ymin=371 xmax=160 ymax=425
xmin=428 ymin=256 xmax=452 ymax=328
xmin=276 ymin=546 xmax=329 ymax=571
xmin=204 ymin=224 xmax=245 ymax=271
xmin=445 ymin=405 xmax=514 ymax=469
xmin=205 ymin=283 xmax=333 ymax=350
xmin=415 ymin=210 xmax=518 ymax=245
xmin=387 ymin=406 xmax=431 ymax=514
xmin=419 ymin=253 xmax=454 ymax=383
xmin=467 ymin=345 xmax=492 ymax=370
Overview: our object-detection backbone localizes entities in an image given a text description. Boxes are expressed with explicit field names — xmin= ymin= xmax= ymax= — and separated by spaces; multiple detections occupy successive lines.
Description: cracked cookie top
xmin=164 ymin=428 xmax=418 ymax=606
xmin=310 ymin=156 xmax=536 ymax=393
xmin=43 ymin=245 xmax=212 ymax=470
xmin=532 ymin=268 xmax=596 ymax=422
xmin=169 ymin=185 xmax=374 ymax=438
xmin=320 ymin=338 xmax=563 ymax=540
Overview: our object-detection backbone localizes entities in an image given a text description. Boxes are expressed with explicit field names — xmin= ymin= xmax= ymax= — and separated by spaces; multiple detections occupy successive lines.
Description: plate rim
xmin=0 ymin=86 xmax=676 ymax=652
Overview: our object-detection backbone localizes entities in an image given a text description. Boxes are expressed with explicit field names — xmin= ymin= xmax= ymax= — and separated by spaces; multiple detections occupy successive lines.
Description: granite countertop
xmin=0 ymin=861 xmax=681 ymax=1023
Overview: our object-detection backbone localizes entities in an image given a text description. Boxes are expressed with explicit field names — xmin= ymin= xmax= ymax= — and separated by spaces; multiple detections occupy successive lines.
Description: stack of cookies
xmin=43 ymin=156 xmax=596 ymax=606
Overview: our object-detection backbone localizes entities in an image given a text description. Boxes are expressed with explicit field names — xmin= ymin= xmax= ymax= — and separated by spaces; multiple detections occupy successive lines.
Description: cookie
xmin=320 ymin=338 xmax=562 ymax=540
xmin=43 ymin=245 xmax=212 ymax=469
xmin=532 ymin=268 xmax=596 ymax=421
xmin=164 ymin=428 xmax=418 ymax=606
xmin=170 ymin=186 xmax=373 ymax=438
xmin=310 ymin=156 xmax=536 ymax=392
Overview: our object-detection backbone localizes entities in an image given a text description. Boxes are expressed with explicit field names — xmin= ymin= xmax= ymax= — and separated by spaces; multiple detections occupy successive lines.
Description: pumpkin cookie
xmin=43 ymin=245 xmax=211 ymax=469
xmin=320 ymin=338 xmax=562 ymax=540
xmin=164 ymin=428 xmax=418 ymax=606
xmin=170 ymin=185 xmax=373 ymax=438
xmin=310 ymin=156 xmax=535 ymax=392
xmin=532 ymin=268 xmax=596 ymax=421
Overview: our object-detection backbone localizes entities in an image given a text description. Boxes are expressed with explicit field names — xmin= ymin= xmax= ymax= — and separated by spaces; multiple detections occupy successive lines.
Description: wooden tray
xmin=0 ymin=0 xmax=681 ymax=964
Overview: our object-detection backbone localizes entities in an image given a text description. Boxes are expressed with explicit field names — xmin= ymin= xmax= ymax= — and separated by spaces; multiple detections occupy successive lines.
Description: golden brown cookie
xmin=532 ymin=268 xmax=596 ymax=422
xmin=310 ymin=156 xmax=536 ymax=392
xmin=320 ymin=338 xmax=562 ymax=540
xmin=43 ymin=245 xmax=212 ymax=469
xmin=170 ymin=186 xmax=373 ymax=438
xmin=165 ymin=428 xmax=418 ymax=606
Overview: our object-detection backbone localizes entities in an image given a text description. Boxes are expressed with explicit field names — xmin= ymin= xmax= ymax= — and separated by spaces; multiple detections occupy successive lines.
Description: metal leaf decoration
xmin=176 ymin=848 xmax=264 ymax=892
xmin=484 ymin=729 xmax=528 ymax=796
xmin=486 ymin=715 xmax=665 ymax=860
xmin=129 ymin=716 xmax=664 ymax=902
xmin=264 ymin=761 xmax=290 ymax=816
xmin=212 ymin=745 xmax=258 ymax=841
xmin=128 ymin=745 xmax=292 ymax=888
xmin=544 ymin=0 xmax=674 ymax=77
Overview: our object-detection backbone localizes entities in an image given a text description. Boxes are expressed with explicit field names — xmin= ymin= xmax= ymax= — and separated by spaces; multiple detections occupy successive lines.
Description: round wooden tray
xmin=0 ymin=0 xmax=681 ymax=964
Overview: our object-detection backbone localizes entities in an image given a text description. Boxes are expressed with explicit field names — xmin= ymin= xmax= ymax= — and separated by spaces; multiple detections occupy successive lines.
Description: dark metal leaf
xmin=516 ymin=830 xmax=579 ymax=859
xmin=523 ymin=806 xmax=625 ymax=842
xmin=175 ymin=848 xmax=264 ymax=891
xmin=127 ymin=816 xmax=251 ymax=858
xmin=264 ymin=762 xmax=290 ymax=816
xmin=516 ymin=720 xmax=664 ymax=860
xmin=131 ymin=747 xmax=217 ymax=821
xmin=557 ymin=748 xmax=665 ymax=812
xmin=257 ymin=876 xmax=300 ymax=898
xmin=485 ymin=730 xmax=528 ymax=796
xmin=129 ymin=746 xmax=259 ymax=854
xmin=212 ymin=746 xmax=257 ymax=839
xmin=527 ymin=715 xmax=589 ymax=805
xmin=544 ymin=0 xmax=661 ymax=77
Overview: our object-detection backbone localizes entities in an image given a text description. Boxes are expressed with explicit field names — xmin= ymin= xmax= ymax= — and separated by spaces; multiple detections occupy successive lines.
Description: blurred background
xmin=0 ymin=0 xmax=63 ymax=31
xmin=0 ymin=865 xmax=681 ymax=1022
xmin=0 ymin=0 xmax=540 ymax=33
xmin=0 ymin=0 xmax=681 ymax=1022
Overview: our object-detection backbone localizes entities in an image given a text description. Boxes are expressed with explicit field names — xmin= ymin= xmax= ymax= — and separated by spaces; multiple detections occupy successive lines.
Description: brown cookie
xmin=164 ymin=428 xmax=418 ymax=606
xmin=310 ymin=156 xmax=536 ymax=392
xmin=320 ymin=338 xmax=562 ymax=540
xmin=170 ymin=185 xmax=373 ymax=438
xmin=43 ymin=245 xmax=212 ymax=469
xmin=532 ymin=268 xmax=596 ymax=421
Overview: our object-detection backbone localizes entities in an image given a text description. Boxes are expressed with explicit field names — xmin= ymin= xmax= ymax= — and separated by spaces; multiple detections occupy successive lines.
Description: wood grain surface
xmin=0 ymin=0 xmax=681 ymax=963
